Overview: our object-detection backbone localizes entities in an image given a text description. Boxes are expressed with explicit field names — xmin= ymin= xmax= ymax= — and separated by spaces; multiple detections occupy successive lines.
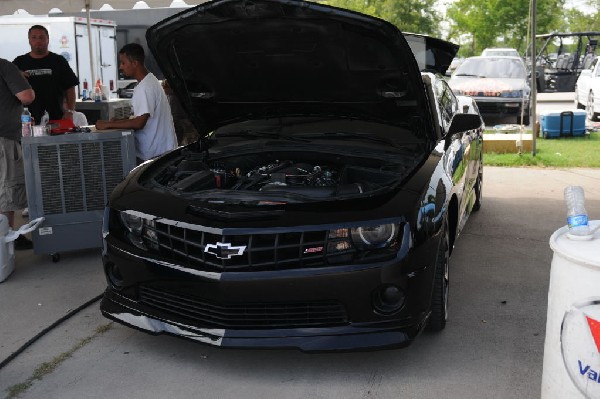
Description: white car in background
xmin=481 ymin=47 xmax=521 ymax=58
xmin=574 ymin=56 xmax=600 ymax=121
xmin=448 ymin=56 xmax=530 ymax=125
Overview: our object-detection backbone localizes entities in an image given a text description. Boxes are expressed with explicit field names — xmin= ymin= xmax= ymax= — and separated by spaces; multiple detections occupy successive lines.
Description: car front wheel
xmin=517 ymin=111 xmax=529 ymax=125
xmin=588 ymin=92 xmax=599 ymax=121
xmin=473 ymin=164 xmax=483 ymax=211
xmin=427 ymin=220 xmax=449 ymax=332
xmin=574 ymin=87 xmax=584 ymax=109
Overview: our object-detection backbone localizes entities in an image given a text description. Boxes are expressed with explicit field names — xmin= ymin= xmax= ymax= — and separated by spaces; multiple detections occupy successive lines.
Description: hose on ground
xmin=0 ymin=293 xmax=103 ymax=370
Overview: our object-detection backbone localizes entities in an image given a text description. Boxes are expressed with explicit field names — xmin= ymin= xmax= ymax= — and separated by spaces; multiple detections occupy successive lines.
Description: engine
xmin=227 ymin=161 xmax=338 ymax=191
xmin=158 ymin=158 xmax=343 ymax=193
xmin=149 ymin=153 xmax=399 ymax=199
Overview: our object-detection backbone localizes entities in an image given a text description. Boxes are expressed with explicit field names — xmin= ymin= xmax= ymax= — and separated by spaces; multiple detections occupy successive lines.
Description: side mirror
xmin=447 ymin=113 xmax=482 ymax=136
xmin=445 ymin=113 xmax=482 ymax=150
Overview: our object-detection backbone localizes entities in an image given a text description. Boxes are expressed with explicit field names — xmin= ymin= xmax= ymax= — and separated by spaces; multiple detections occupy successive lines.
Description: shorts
xmin=0 ymin=137 xmax=27 ymax=211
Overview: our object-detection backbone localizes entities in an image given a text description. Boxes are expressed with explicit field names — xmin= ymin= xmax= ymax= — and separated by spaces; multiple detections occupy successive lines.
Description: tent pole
xmin=86 ymin=0 xmax=97 ymax=94
xmin=530 ymin=0 xmax=537 ymax=156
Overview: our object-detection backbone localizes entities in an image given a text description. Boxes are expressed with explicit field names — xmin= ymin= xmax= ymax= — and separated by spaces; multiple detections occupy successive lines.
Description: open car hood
xmin=146 ymin=0 xmax=455 ymax=137
xmin=403 ymin=33 xmax=459 ymax=75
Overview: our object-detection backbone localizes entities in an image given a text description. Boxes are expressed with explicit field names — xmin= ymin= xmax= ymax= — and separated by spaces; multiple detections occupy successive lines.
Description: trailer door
xmin=75 ymin=22 xmax=93 ymax=98
xmin=98 ymin=25 xmax=118 ymax=95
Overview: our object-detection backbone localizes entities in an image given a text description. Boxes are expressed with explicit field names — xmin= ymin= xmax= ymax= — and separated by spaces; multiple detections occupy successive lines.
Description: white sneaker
xmin=22 ymin=208 xmax=29 ymax=217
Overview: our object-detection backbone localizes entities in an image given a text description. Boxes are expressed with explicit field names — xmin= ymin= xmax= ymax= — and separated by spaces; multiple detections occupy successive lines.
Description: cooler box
xmin=540 ymin=110 xmax=586 ymax=138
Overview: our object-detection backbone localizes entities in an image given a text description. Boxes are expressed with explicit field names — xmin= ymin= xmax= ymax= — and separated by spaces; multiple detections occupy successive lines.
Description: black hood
xmin=403 ymin=33 xmax=459 ymax=75
xmin=147 ymin=0 xmax=454 ymax=137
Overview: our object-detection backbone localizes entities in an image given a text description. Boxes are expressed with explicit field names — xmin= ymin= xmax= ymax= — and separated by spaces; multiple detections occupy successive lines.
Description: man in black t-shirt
xmin=13 ymin=25 xmax=79 ymax=124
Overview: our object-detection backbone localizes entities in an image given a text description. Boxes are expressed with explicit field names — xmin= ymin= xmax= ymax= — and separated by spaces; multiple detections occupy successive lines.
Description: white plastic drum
xmin=542 ymin=220 xmax=600 ymax=399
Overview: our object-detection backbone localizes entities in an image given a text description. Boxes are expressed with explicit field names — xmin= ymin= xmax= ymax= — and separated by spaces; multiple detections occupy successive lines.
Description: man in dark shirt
xmin=0 ymin=58 xmax=35 ymax=250
xmin=13 ymin=25 xmax=79 ymax=124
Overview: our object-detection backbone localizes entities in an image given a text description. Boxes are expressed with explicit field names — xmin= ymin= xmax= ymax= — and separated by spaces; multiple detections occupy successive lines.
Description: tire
xmin=574 ymin=88 xmax=584 ymax=109
xmin=588 ymin=92 xmax=599 ymax=121
xmin=517 ymin=112 xmax=529 ymax=125
xmin=427 ymin=221 xmax=449 ymax=332
xmin=472 ymin=164 xmax=483 ymax=212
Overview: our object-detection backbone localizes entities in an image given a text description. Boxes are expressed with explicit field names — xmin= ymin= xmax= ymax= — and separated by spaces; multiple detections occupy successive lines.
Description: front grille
xmin=138 ymin=285 xmax=348 ymax=329
xmin=476 ymin=101 xmax=522 ymax=114
xmin=143 ymin=220 xmax=355 ymax=272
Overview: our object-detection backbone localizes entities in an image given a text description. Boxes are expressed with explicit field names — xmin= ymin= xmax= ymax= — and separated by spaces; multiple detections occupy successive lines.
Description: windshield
xmin=454 ymin=58 xmax=526 ymax=79
xmin=482 ymin=50 xmax=520 ymax=57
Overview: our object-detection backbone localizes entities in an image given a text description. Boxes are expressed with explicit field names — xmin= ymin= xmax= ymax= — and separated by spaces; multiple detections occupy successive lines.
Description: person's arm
xmin=62 ymin=86 xmax=76 ymax=120
xmin=4 ymin=59 xmax=33 ymax=104
xmin=15 ymin=88 xmax=35 ymax=105
xmin=96 ymin=114 xmax=149 ymax=131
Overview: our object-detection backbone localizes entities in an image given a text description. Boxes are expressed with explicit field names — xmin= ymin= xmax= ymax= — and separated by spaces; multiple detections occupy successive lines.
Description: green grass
xmin=484 ymin=131 xmax=600 ymax=167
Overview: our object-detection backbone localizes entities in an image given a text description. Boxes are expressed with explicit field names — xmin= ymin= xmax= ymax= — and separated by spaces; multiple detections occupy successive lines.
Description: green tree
xmin=564 ymin=6 xmax=600 ymax=33
xmin=323 ymin=0 xmax=441 ymax=36
xmin=446 ymin=0 xmax=566 ymax=57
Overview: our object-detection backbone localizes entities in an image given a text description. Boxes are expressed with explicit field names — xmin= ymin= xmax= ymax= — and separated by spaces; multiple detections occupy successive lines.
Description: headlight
xmin=350 ymin=224 xmax=397 ymax=249
xmin=119 ymin=211 xmax=146 ymax=250
xmin=120 ymin=211 xmax=143 ymax=235
xmin=500 ymin=90 xmax=523 ymax=98
xmin=327 ymin=223 xmax=399 ymax=253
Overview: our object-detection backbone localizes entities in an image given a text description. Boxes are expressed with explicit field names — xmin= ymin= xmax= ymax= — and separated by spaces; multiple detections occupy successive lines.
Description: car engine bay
xmin=147 ymin=150 xmax=411 ymax=199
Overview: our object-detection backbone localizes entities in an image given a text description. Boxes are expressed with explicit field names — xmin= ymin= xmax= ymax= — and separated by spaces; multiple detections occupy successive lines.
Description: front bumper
xmin=101 ymin=289 xmax=424 ymax=352
xmin=100 ymin=234 xmax=437 ymax=352
xmin=474 ymin=98 xmax=529 ymax=116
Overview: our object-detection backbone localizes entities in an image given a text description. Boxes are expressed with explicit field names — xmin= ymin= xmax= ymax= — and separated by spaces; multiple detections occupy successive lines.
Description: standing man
xmin=13 ymin=25 xmax=79 ymax=124
xmin=0 ymin=58 xmax=35 ymax=250
xmin=96 ymin=43 xmax=177 ymax=164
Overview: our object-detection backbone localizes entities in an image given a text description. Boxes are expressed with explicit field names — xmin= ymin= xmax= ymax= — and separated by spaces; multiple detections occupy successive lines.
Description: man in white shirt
xmin=95 ymin=43 xmax=177 ymax=164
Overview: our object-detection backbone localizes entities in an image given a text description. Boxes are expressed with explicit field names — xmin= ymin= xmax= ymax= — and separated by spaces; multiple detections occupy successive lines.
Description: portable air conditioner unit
xmin=75 ymin=99 xmax=132 ymax=125
xmin=22 ymin=131 xmax=136 ymax=261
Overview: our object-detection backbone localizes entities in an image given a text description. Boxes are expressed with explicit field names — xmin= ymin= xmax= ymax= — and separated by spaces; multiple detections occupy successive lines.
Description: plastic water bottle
xmin=94 ymin=87 xmax=102 ymax=102
xmin=21 ymin=107 xmax=32 ymax=137
xmin=564 ymin=185 xmax=591 ymax=236
xmin=40 ymin=110 xmax=49 ymax=127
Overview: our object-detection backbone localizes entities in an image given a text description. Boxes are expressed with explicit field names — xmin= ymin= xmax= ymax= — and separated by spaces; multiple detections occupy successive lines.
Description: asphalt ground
xmin=1 ymin=166 xmax=599 ymax=399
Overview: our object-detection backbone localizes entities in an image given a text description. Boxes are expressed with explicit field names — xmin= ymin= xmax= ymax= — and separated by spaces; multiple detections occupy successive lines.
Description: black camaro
xmin=100 ymin=0 xmax=484 ymax=352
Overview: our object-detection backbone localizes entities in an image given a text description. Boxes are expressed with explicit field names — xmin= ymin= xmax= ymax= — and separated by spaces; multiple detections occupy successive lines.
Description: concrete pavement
xmin=1 ymin=166 xmax=600 ymax=399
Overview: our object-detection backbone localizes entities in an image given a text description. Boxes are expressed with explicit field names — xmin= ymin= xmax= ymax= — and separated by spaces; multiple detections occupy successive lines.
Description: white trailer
xmin=0 ymin=15 xmax=118 ymax=99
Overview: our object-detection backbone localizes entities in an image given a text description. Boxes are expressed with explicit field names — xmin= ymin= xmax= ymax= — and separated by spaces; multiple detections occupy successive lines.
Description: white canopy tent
xmin=0 ymin=0 xmax=207 ymax=89
xmin=0 ymin=0 xmax=202 ymax=15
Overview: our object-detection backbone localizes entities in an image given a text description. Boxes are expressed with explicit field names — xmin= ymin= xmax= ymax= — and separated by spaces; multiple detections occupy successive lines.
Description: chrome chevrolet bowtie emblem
xmin=204 ymin=242 xmax=246 ymax=259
